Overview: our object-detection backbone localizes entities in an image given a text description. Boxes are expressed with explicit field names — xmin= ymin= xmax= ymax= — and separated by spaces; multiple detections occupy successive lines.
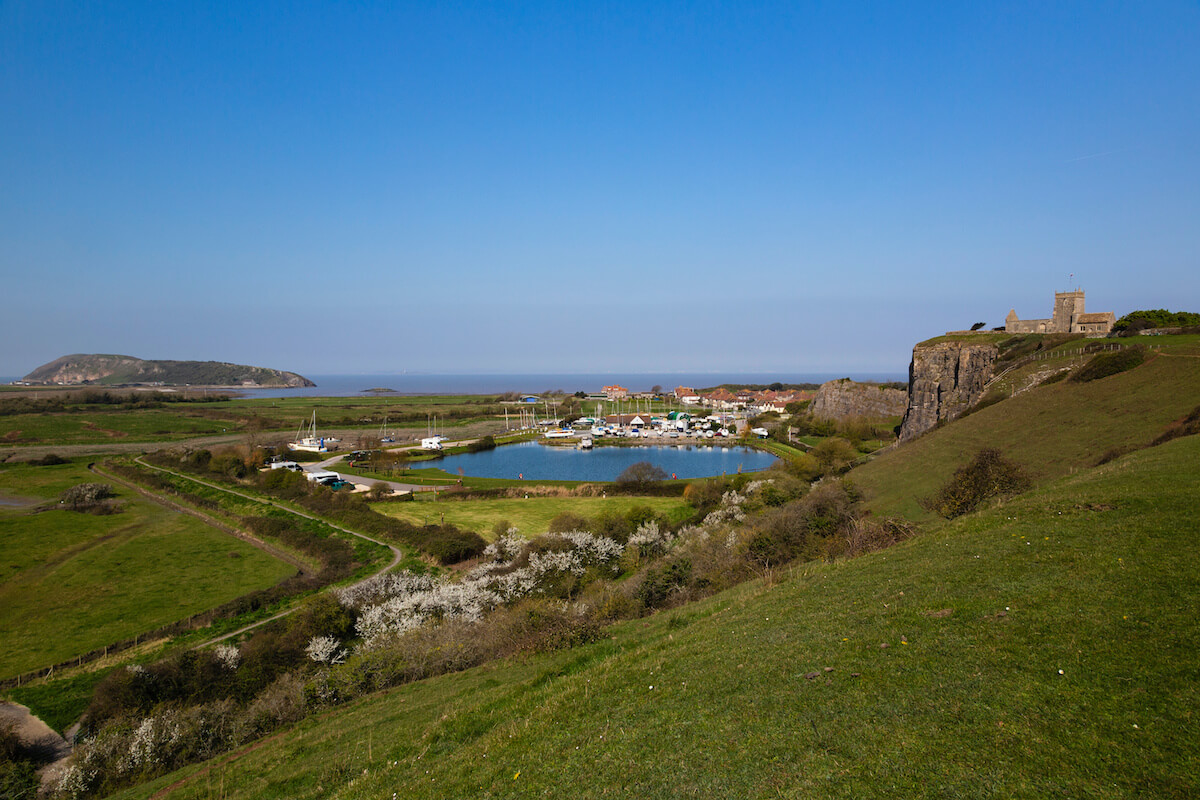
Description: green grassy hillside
xmin=853 ymin=352 xmax=1200 ymax=520
xmin=116 ymin=434 xmax=1200 ymax=799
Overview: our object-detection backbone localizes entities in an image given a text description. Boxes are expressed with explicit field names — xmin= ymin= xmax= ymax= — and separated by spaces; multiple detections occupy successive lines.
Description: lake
xmin=409 ymin=441 xmax=777 ymax=482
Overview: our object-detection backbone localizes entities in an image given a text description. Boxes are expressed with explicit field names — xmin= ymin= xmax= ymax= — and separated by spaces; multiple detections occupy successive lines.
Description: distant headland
xmin=17 ymin=354 xmax=315 ymax=388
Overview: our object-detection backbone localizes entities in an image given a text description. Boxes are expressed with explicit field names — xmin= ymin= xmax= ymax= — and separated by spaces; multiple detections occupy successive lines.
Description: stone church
xmin=1005 ymin=290 xmax=1115 ymax=335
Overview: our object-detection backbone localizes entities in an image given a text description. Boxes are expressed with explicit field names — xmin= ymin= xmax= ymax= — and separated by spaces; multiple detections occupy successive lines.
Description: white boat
xmin=290 ymin=410 xmax=334 ymax=452
xmin=579 ymin=437 xmax=594 ymax=449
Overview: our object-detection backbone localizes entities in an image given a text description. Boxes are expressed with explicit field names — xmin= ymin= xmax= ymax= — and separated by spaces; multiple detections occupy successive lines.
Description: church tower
xmin=1051 ymin=290 xmax=1085 ymax=333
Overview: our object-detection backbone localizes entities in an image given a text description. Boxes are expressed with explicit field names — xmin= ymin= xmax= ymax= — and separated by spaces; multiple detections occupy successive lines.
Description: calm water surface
xmin=410 ymin=441 xmax=776 ymax=481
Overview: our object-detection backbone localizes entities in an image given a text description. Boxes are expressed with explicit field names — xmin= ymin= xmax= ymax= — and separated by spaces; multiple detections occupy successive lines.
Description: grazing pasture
xmin=0 ymin=460 xmax=295 ymax=678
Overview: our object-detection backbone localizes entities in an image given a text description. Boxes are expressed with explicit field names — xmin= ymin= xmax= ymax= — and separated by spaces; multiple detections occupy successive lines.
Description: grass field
xmin=113 ymin=433 xmax=1200 ymax=799
xmin=0 ymin=460 xmax=296 ymax=678
xmin=853 ymin=352 xmax=1200 ymax=521
xmin=377 ymin=494 xmax=694 ymax=538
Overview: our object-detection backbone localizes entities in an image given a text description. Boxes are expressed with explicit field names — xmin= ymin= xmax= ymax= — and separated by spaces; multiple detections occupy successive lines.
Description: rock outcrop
xmin=898 ymin=341 xmax=998 ymax=441
xmin=22 ymin=354 xmax=315 ymax=388
xmin=810 ymin=379 xmax=907 ymax=420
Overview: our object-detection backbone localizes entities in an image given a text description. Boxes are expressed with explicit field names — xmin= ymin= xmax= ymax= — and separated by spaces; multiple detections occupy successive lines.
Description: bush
xmin=1112 ymin=308 xmax=1200 ymax=333
xmin=636 ymin=558 xmax=693 ymax=609
xmin=615 ymin=461 xmax=668 ymax=487
xmin=32 ymin=452 xmax=69 ymax=466
xmin=548 ymin=512 xmax=592 ymax=533
xmin=60 ymin=482 xmax=117 ymax=512
xmin=1151 ymin=404 xmax=1200 ymax=447
xmin=1070 ymin=346 xmax=1146 ymax=383
xmin=466 ymin=435 xmax=497 ymax=453
xmin=921 ymin=448 xmax=1032 ymax=519
xmin=811 ymin=437 xmax=860 ymax=474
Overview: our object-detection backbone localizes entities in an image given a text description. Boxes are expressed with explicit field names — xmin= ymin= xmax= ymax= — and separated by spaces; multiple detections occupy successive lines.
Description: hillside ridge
xmin=21 ymin=354 xmax=314 ymax=387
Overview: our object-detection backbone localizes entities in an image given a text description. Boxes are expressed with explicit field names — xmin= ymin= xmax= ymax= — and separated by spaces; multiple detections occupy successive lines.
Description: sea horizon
xmin=2 ymin=371 xmax=910 ymax=398
xmin=235 ymin=371 xmax=909 ymax=398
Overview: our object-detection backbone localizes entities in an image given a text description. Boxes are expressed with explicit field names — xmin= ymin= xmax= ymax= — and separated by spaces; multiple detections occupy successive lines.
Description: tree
xmin=616 ymin=461 xmax=669 ymax=487
xmin=651 ymin=385 xmax=664 ymax=394
xmin=970 ymin=321 xmax=987 ymax=331
xmin=810 ymin=438 xmax=860 ymax=475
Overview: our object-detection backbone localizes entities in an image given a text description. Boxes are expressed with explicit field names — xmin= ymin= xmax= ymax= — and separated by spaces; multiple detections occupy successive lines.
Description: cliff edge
xmin=898 ymin=341 xmax=998 ymax=441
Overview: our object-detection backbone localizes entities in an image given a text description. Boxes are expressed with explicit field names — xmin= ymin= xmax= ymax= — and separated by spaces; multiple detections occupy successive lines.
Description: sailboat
xmin=290 ymin=410 xmax=333 ymax=452
xmin=379 ymin=410 xmax=394 ymax=443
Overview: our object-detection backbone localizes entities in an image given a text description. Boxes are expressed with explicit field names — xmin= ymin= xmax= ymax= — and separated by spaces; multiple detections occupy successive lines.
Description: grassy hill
xmin=853 ymin=351 xmax=1200 ymax=521
xmin=21 ymin=354 xmax=314 ymax=387
xmin=111 ymin=431 xmax=1200 ymax=799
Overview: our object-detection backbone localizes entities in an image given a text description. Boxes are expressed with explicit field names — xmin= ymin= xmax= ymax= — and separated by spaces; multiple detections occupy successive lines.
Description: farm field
xmin=0 ymin=460 xmax=296 ymax=678
xmin=376 ymin=494 xmax=695 ymax=539
xmin=113 ymin=434 xmax=1200 ymax=800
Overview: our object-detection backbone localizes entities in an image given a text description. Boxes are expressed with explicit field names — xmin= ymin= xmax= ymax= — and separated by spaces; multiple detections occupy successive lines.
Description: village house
xmin=603 ymin=384 xmax=628 ymax=400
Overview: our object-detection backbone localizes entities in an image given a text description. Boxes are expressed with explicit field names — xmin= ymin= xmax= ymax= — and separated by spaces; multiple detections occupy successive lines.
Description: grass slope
xmin=118 ymin=435 xmax=1200 ymax=799
xmin=0 ymin=461 xmax=295 ymax=677
xmin=853 ymin=353 xmax=1200 ymax=520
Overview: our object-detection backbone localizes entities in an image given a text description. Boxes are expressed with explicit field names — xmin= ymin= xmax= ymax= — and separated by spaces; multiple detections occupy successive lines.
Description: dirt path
xmin=0 ymin=700 xmax=72 ymax=791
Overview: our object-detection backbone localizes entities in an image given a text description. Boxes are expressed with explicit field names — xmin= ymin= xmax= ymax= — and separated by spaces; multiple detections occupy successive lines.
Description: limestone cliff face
xmin=810 ymin=379 xmax=907 ymax=420
xmin=898 ymin=342 xmax=998 ymax=441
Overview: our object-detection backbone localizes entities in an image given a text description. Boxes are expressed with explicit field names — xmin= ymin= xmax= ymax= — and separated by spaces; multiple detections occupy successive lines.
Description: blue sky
xmin=2 ymin=1 xmax=1198 ymax=378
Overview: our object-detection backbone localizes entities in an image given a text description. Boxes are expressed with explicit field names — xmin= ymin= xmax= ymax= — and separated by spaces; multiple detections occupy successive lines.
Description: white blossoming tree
xmin=305 ymin=635 xmax=348 ymax=665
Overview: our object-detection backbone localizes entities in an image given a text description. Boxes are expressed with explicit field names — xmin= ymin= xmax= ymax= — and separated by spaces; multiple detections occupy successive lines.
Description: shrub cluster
xmin=59 ymin=482 xmax=118 ymax=513
xmin=1112 ymin=308 xmax=1200 ymax=333
xmin=1070 ymin=347 xmax=1147 ymax=383
xmin=921 ymin=448 xmax=1032 ymax=518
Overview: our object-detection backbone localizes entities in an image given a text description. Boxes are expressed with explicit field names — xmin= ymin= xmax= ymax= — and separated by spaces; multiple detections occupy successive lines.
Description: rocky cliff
xmin=810 ymin=379 xmax=908 ymax=420
xmin=22 ymin=354 xmax=315 ymax=387
xmin=898 ymin=341 xmax=998 ymax=441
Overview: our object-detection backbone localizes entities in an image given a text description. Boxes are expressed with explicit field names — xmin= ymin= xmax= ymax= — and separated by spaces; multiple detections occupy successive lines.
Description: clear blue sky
xmin=2 ymin=1 xmax=1197 ymax=378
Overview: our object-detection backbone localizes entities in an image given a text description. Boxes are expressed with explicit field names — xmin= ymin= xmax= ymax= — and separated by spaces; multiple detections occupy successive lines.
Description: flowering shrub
xmin=347 ymin=531 xmax=626 ymax=648
xmin=305 ymin=635 xmax=348 ymax=665
xmin=213 ymin=644 xmax=240 ymax=671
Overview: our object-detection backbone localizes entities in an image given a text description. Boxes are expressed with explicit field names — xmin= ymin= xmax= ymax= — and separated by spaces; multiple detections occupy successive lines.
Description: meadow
xmin=376 ymin=494 xmax=694 ymax=539
xmin=0 ymin=460 xmax=295 ymax=678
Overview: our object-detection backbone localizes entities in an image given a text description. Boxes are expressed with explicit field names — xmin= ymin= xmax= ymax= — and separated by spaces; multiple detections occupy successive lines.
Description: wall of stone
xmin=898 ymin=341 xmax=999 ymax=441
xmin=810 ymin=379 xmax=908 ymax=421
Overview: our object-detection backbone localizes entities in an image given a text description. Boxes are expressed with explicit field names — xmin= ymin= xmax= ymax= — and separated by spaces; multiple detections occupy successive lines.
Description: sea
xmin=230 ymin=372 xmax=906 ymax=398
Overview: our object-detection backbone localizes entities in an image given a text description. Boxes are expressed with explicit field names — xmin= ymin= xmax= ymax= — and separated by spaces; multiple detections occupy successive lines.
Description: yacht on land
xmin=290 ymin=410 xmax=334 ymax=453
